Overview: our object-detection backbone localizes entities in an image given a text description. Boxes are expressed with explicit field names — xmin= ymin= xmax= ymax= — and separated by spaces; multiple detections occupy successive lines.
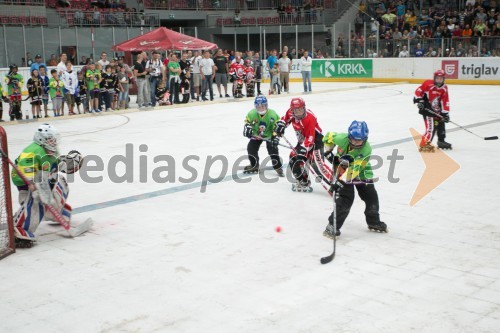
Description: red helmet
xmin=290 ymin=97 xmax=306 ymax=120
xmin=434 ymin=69 xmax=445 ymax=87
xmin=244 ymin=59 xmax=251 ymax=66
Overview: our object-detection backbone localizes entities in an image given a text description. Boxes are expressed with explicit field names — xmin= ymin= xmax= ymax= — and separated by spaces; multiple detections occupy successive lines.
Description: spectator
xmin=117 ymin=65 xmax=130 ymax=110
xmin=414 ymin=43 xmax=425 ymax=57
xmin=266 ymin=49 xmax=278 ymax=86
xmin=146 ymin=50 xmax=165 ymax=107
xmin=392 ymin=27 xmax=402 ymax=40
xmin=57 ymin=53 xmax=68 ymax=76
xmin=456 ymin=43 xmax=466 ymax=57
xmin=167 ymin=53 xmax=181 ymax=104
xmin=80 ymin=56 xmax=87 ymax=65
xmin=48 ymin=54 xmax=58 ymax=66
xmin=234 ymin=10 xmax=241 ymax=26
xmin=213 ymin=49 xmax=229 ymax=98
xmin=30 ymin=54 xmax=46 ymax=73
xmin=97 ymin=52 xmax=110 ymax=68
xmin=133 ymin=53 xmax=149 ymax=108
xmin=253 ymin=52 xmax=263 ymax=95
xmin=277 ymin=51 xmax=291 ymax=93
xmin=199 ymin=50 xmax=215 ymax=102
xmin=74 ymin=9 xmax=84 ymax=25
xmin=190 ymin=50 xmax=202 ymax=101
xmin=61 ymin=61 xmax=78 ymax=115
xmin=300 ymin=50 xmax=312 ymax=93
xmin=398 ymin=45 xmax=409 ymax=57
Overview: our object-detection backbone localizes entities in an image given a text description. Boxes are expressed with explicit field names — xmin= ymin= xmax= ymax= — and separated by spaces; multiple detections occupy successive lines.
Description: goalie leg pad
xmin=13 ymin=190 xmax=44 ymax=241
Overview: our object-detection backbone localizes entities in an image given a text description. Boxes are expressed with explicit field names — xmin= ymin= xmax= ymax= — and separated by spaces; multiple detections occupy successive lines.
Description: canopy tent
xmin=112 ymin=27 xmax=218 ymax=52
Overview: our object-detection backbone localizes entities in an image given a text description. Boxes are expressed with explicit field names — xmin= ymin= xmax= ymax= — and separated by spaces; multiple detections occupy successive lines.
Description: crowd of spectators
xmin=341 ymin=0 xmax=500 ymax=58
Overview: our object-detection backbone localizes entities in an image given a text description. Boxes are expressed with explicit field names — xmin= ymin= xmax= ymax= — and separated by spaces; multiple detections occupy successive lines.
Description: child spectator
xmin=48 ymin=69 xmax=64 ymax=117
xmin=86 ymin=62 xmax=101 ymax=113
xmin=27 ymin=69 xmax=43 ymax=119
xmin=61 ymin=61 xmax=78 ymax=115
xmin=117 ymin=65 xmax=130 ymax=110
xmin=38 ymin=65 xmax=50 ymax=118
xmin=76 ymin=71 xmax=87 ymax=114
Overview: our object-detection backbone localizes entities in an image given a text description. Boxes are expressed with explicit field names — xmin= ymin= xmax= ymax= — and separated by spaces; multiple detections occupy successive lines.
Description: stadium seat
xmin=264 ymin=17 xmax=272 ymax=25
xmin=248 ymin=17 xmax=255 ymax=25
xmin=257 ymin=17 xmax=263 ymax=24
xmin=241 ymin=17 xmax=248 ymax=25
xmin=216 ymin=18 xmax=222 ymax=26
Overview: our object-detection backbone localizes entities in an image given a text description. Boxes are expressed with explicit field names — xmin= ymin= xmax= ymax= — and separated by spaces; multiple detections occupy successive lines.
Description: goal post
xmin=0 ymin=126 xmax=15 ymax=259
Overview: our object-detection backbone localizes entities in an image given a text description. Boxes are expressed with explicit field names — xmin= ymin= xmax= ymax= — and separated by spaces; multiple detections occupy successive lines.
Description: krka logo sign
xmin=313 ymin=60 xmax=373 ymax=78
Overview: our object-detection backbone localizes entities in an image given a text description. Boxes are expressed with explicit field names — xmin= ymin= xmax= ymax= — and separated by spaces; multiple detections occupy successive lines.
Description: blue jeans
xmin=149 ymin=76 xmax=161 ymax=106
xmin=202 ymin=74 xmax=213 ymax=100
xmin=301 ymin=71 xmax=312 ymax=92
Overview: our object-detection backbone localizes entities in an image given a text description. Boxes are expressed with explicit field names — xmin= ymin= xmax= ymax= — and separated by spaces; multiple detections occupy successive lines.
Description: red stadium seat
xmin=10 ymin=17 xmax=20 ymax=25
xmin=0 ymin=16 xmax=8 ymax=25
xmin=248 ymin=17 xmax=255 ymax=25
xmin=216 ymin=18 xmax=222 ymax=26
xmin=257 ymin=17 xmax=263 ymax=24
xmin=241 ymin=17 xmax=248 ymax=25
xmin=272 ymin=16 xmax=279 ymax=25
xmin=264 ymin=17 xmax=272 ymax=25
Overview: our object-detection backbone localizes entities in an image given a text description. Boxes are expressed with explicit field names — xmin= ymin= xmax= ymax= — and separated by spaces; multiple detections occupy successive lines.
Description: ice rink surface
xmin=1 ymin=82 xmax=500 ymax=333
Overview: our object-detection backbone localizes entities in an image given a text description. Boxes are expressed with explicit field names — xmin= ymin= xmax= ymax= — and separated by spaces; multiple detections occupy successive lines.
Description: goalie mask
xmin=34 ymin=123 xmax=61 ymax=155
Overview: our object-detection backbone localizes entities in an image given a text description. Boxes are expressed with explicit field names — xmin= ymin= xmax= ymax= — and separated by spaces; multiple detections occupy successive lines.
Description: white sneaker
xmin=106 ymin=108 xmax=115 ymax=112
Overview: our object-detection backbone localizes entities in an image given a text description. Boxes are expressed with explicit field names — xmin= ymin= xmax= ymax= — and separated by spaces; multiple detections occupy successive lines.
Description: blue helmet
xmin=348 ymin=120 xmax=369 ymax=149
xmin=254 ymin=95 xmax=268 ymax=115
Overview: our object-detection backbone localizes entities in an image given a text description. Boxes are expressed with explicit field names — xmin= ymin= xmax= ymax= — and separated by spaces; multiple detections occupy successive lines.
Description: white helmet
xmin=34 ymin=123 xmax=61 ymax=154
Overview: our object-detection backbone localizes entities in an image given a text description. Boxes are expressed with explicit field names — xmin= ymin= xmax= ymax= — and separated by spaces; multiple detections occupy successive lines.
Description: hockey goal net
xmin=0 ymin=126 xmax=15 ymax=259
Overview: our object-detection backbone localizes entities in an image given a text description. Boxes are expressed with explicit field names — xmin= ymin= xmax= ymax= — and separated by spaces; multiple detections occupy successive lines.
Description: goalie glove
xmin=59 ymin=150 xmax=84 ymax=174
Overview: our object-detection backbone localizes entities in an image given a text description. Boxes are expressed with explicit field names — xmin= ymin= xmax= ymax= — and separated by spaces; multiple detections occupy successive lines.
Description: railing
xmin=144 ymin=0 xmax=332 ymax=11
xmin=54 ymin=10 xmax=160 ymax=27
xmin=0 ymin=0 xmax=45 ymax=5
xmin=208 ymin=9 xmax=325 ymax=27
xmin=0 ymin=8 xmax=47 ymax=25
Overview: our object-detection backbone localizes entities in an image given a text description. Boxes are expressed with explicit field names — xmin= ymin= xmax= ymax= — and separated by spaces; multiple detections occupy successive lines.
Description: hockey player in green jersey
xmin=5 ymin=64 xmax=23 ymax=120
xmin=322 ymin=121 xmax=387 ymax=238
xmin=243 ymin=96 xmax=284 ymax=176
xmin=11 ymin=123 xmax=86 ymax=247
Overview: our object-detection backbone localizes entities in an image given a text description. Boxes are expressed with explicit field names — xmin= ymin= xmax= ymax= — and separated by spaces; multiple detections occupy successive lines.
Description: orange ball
xmin=276 ymin=226 xmax=282 ymax=233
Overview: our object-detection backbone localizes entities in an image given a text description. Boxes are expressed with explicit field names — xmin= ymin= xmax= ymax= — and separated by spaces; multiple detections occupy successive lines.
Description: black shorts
xmin=89 ymin=90 xmax=99 ymax=99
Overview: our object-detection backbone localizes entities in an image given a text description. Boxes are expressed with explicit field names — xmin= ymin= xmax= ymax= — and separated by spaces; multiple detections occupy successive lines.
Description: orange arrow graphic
xmin=409 ymin=128 xmax=460 ymax=206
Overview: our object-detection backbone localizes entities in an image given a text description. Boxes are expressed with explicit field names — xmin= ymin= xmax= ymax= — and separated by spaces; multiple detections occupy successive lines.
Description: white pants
xmin=13 ymin=176 xmax=72 ymax=241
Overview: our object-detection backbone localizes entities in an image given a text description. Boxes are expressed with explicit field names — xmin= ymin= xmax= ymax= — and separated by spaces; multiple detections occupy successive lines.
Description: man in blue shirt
xmin=30 ymin=54 xmax=47 ymax=73
xmin=266 ymin=49 xmax=278 ymax=86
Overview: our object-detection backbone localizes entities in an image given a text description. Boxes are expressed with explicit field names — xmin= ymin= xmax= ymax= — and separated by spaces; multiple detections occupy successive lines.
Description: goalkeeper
xmin=10 ymin=123 xmax=84 ymax=248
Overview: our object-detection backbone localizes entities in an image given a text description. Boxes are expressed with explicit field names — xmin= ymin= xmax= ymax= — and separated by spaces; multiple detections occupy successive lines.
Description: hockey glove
xmin=243 ymin=123 xmax=253 ymax=138
xmin=59 ymin=150 xmax=84 ymax=174
xmin=413 ymin=97 xmax=425 ymax=111
xmin=271 ymin=135 xmax=280 ymax=149
xmin=324 ymin=150 xmax=335 ymax=164
xmin=441 ymin=113 xmax=450 ymax=123
xmin=275 ymin=120 xmax=286 ymax=137
xmin=329 ymin=179 xmax=346 ymax=194
xmin=295 ymin=145 xmax=308 ymax=162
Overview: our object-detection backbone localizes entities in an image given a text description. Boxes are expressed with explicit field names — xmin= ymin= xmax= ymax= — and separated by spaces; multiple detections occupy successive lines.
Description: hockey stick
xmin=251 ymin=135 xmax=293 ymax=149
xmin=424 ymin=109 xmax=498 ymax=140
xmin=0 ymin=148 xmax=92 ymax=237
xmin=320 ymin=176 xmax=338 ymax=265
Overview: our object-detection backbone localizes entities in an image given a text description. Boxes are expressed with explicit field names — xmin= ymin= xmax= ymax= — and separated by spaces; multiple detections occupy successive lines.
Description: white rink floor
xmin=1 ymin=82 xmax=500 ymax=333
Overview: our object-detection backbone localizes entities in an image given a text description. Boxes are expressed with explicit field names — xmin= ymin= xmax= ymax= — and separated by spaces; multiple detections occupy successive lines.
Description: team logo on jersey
xmin=442 ymin=60 xmax=459 ymax=79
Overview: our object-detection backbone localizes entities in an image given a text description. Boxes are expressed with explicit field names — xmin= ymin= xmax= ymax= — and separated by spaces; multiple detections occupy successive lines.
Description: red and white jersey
xmin=415 ymin=80 xmax=450 ymax=114
xmin=281 ymin=108 xmax=322 ymax=151
xmin=229 ymin=63 xmax=246 ymax=79
xmin=244 ymin=66 xmax=254 ymax=81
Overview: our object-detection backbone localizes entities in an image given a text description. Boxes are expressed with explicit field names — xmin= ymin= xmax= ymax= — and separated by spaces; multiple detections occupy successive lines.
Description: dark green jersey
xmin=245 ymin=108 xmax=280 ymax=139
xmin=323 ymin=132 xmax=374 ymax=180
xmin=11 ymin=142 xmax=59 ymax=187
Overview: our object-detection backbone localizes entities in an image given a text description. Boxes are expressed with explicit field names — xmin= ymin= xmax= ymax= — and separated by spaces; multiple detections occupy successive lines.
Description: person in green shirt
xmin=48 ymin=69 xmax=65 ymax=116
xmin=167 ymin=54 xmax=181 ymax=104
xmin=11 ymin=123 xmax=84 ymax=247
xmin=86 ymin=62 xmax=102 ymax=113
xmin=243 ymin=96 xmax=283 ymax=176
xmin=322 ymin=120 xmax=388 ymax=238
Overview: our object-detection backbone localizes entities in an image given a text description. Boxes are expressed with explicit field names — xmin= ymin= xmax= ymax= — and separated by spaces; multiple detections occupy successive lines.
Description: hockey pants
xmin=247 ymin=139 xmax=282 ymax=170
xmin=13 ymin=176 xmax=72 ymax=240
xmin=329 ymin=183 xmax=381 ymax=230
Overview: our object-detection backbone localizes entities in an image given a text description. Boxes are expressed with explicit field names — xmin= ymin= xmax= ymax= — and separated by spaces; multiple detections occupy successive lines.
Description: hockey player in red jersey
xmin=244 ymin=59 xmax=255 ymax=97
xmin=413 ymin=69 xmax=452 ymax=151
xmin=229 ymin=57 xmax=246 ymax=98
xmin=274 ymin=97 xmax=332 ymax=191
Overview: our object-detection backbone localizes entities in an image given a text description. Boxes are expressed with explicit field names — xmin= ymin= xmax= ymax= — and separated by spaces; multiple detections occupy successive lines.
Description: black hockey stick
xmin=320 ymin=173 xmax=341 ymax=265
xmin=425 ymin=109 xmax=498 ymax=141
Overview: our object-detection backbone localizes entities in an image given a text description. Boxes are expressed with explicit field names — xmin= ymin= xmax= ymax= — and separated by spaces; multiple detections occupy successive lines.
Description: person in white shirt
xmin=199 ymin=50 xmax=216 ymax=101
xmin=97 ymin=51 xmax=110 ymax=68
xmin=61 ymin=61 xmax=78 ymax=115
xmin=190 ymin=51 xmax=202 ymax=101
xmin=300 ymin=50 xmax=312 ymax=93
xmin=399 ymin=45 xmax=410 ymax=58
xmin=277 ymin=51 xmax=291 ymax=93
xmin=56 ymin=53 xmax=68 ymax=112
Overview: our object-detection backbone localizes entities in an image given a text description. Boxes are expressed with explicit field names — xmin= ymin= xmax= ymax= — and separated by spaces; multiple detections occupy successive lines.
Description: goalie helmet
xmin=254 ymin=95 xmax=268 ymax=115
xmin=348 ymin=120 xmax=369 ymax=149
xmin=434 ymin=69 xmax=445 ymax=87
xmin=34 ymin=123 xmax=61 ymax=154
xmin=290 ymin=97 xmax=306 ymax=120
